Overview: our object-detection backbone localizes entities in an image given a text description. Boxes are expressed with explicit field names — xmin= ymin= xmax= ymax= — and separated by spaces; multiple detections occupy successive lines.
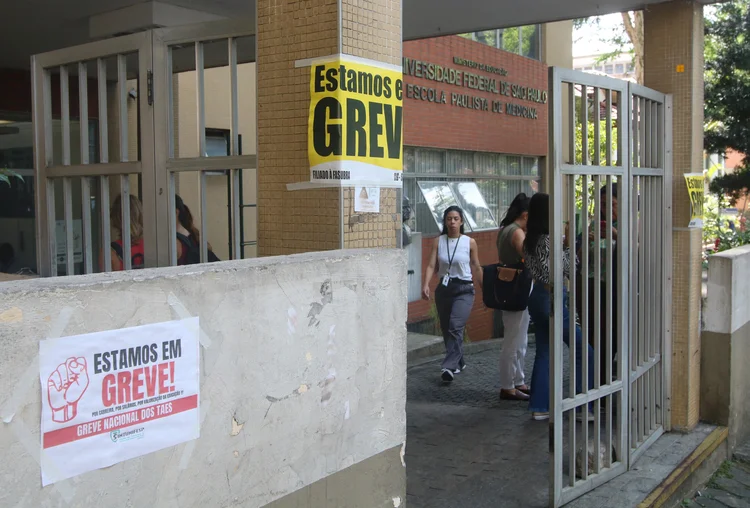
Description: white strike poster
xmin=39 ymin=318 xmax=200 ymax=486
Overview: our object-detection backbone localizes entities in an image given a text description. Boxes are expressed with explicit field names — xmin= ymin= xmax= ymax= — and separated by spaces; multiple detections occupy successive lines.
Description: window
xmin=403 ymin=147 xmax=540 ymax=234
xmin=615 ymin=64 xmax=625 ymax=74
xmin=417 ymin=181 xmax=498 ymax=233
xmin=460 ymin=25 xmax=542 ymax=61
xmin=604 ymin=65 xmax=614 ymax=74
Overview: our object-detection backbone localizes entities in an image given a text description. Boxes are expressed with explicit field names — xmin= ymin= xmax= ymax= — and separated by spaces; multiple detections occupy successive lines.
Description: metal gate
xmin=31 ymin=18 xmax=257 ymax=276
xmin=548 ymin=68 xmax=671 ymax=506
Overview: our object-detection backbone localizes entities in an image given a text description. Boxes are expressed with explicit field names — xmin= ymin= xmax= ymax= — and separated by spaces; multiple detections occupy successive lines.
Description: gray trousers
xmin=435 ymin=281 xmax=475 ymax=371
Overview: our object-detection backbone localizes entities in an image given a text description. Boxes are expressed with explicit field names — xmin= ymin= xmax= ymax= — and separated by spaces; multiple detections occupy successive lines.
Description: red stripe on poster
xmin=43 ymin=394 xmax=198 ymax=449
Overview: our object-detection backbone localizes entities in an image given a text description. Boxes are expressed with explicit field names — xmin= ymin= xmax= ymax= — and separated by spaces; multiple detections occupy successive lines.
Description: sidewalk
xmin=406 ymin=338 xmax=723 ymax=507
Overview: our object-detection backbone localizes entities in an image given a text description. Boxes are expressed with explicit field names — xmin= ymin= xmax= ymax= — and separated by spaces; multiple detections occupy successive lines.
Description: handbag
xmin=482 ymin=261 xmax=532 ymax=311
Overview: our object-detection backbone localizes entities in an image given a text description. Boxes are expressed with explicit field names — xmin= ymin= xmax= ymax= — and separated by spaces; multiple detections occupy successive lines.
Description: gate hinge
xmin=147 ymin=70 xmax=154 ymax=106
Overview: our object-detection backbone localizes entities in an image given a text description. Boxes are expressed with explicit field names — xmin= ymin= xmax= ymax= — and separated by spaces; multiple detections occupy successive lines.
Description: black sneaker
xmin=441 ymin=369 xmax=455 ymax=383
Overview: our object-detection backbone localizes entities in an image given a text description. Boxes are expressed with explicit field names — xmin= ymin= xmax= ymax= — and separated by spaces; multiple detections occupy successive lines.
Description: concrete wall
xmin=0 ymin=249 xmax=407 ymax=507
xmin=702 ymin=244 xmax=750 ymax=450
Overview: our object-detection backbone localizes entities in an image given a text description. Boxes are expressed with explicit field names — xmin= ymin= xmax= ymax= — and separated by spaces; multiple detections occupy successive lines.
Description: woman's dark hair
xmin=175 ymin=194 xmax=202 ymax=246
xmin=441 ymin=206 xmax=466 ymax=235
xmin=500 ymin=193 xmax=531 ymax=227
xmin=524 ymin=193 xmax=550 ymax=253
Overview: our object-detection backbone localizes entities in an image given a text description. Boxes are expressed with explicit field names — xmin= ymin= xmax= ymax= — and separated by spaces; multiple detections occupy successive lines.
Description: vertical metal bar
xmin=32 ymin=60 xmax=56 ymax=276
xmin=605 ymin=175 xmax=614 ymax=441
xmin=593 ymin=88 xmax=601 ymax=166
xmin=637 ymin=173 xmax=646 ymax=444
xmin=61 ymin=66 xmax=71 ymax=166
xmin=656 ymin=177 xmax=664 ymax=428
xmin=639 ymin=98 xmax=647 ymax=169
xmin=582 ymin=174 xmax=590 ymax=392
xmin=97 ymin=59 xmax=109 ymax=163
xmin=169 ymin=173 xmax=177 ymax=266
xmin=662 ymin=97 xmax=673 ymax=432
xmin=606 ymin=90 xmax=613 ymax=166
xmin=79 ymin=62 xmax=93 ymax=274
xmin=567 ymin=173 xmax=577 ymax=488
xmin=568 ymin=176 xmax=577 ymax=401
xmin=229 ymin=38 xmax=241 ymax=260
xmin=196 ymin=42 xmax=206 ymax=157
xmin=645 ymin=176 xmax=653 ymax=436
xmin=632 ymin=96 xmax=639 ymax=168
xmin=549 ymin=67 xmax=564 ymax=507
xmin=47 ymin=181 xmax=58 ymax=276
xmin=582 ymin=86 xmax=594 ymax=481
xmin=617 ymin=86 xmax=631 ymax=468
xmin=645 ymin=101 xmax=652 ymax=169
xmin=167 ymin=47 xmax=175 ymax=159
xmin=121 ymin=176 xmax=132 ymax=270
xmin=101 ymin=176 xmax=112 ymax=272
xmin=581 ymin=85 xmax=588 ymax=165
xmin=117 ymin=55 xmax=129 ymax=162
xmin=631 ymin=176 xmax=640 ymax=451
xmin=651 ymin=176 xmax=658 ymax=433
xmin=78 ymin=62 xmax=89 ymax=166
xmin=63 ymin=177 xmax=75 ymax=275
xmin=199 ymin=171 xmax=208 ymax=262
xmin=81 ymin=178 xmax=93 ymax=274
xmin=652 ymin=101 xmax=660 ymax=169
xmin=568 ymin=82 xmax=576 ymax=165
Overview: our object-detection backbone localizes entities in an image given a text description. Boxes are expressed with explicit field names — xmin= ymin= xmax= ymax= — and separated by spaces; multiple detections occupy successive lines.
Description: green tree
xmin=704 ymin=0 xmax=750 ymax=204
xmin=574 ymin=12 xmax=643 ymax=83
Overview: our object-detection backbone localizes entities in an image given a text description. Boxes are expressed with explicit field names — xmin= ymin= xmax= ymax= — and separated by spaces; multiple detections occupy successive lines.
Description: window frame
xmin=403 ymin=146 xmax=540 ymax=235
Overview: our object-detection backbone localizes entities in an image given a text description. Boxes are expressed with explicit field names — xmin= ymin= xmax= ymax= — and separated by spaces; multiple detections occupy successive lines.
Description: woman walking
xmin=524 ymin=193 xmax=594 ymax=421
xmin=423 ymin=206 xmax=483 ymax=384
xmin=497 ymin=193 xmax=532 ymax=401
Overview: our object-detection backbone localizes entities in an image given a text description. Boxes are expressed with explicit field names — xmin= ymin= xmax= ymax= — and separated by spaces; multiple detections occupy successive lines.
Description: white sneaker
xmin=441 ymin=369 xmax=454 ymax=383
xmin=453 ymin=364 xmax=467 ymax=374
xmin=532 ymin=412 xmax=550 ymax=421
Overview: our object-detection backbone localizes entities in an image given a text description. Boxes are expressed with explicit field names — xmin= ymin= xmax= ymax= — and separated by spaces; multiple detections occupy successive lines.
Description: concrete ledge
xmin=638 ymin=427 xmax=729 ymax=508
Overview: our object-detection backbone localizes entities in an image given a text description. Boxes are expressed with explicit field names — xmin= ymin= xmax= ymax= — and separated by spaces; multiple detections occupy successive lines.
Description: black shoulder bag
xmin=482 ymin=261 xmax=532 ymax=311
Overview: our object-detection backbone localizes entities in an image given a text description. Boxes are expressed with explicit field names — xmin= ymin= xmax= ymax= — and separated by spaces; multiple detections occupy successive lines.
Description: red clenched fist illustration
xmin=47 ymin=357 xmax=89 ymax=423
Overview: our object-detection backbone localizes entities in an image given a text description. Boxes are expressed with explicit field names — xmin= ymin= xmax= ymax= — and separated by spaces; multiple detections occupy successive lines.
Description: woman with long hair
xmin=106 ymin=194 xmax=145 ymax=270
xmin=496 ymin=193 xmax=532 ymax=401
xmin=175 ymin=195 xmax=218 ymax=264
xmin=523 ymin=193 xmax=594 ymax=421
xmin=422 ymin=206 xmax=483 ymax=383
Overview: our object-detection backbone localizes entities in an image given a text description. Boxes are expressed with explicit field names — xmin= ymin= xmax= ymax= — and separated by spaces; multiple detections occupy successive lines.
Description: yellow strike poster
xmin=685 ymin=173 xmax=705 ymax=229
xmin=308 ymin=57 xmax=403 ymax=185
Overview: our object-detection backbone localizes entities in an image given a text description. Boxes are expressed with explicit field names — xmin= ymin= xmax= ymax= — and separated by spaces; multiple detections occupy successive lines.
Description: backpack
xmin=177 ymin=233 xmax=220 ymax=265
xmin=111 ymin=242 xmax=145 ymax=269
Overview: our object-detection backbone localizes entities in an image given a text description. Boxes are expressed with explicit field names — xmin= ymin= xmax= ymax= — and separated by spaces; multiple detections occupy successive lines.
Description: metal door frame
xmin=32 ymin=31 xmax=156 ymax=276
xmin=32 ymin=18 xmax=257 ymax=276
xmin=627 ymin=83 xmax=672 ymax=465
xmin=549 ymin=66 xmax=631 ymax=507
xmin=151 ymin=18 xmax=257 ymax=266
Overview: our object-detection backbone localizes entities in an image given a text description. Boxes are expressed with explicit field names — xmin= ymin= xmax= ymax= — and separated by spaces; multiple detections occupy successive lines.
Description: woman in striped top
xmin=523 ymin=193 xmax=594 ymax=421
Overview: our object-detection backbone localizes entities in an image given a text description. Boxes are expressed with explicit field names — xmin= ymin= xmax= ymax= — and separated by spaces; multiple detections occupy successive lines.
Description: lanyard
xmin=446 ymin=235 xmax=461 ymax=272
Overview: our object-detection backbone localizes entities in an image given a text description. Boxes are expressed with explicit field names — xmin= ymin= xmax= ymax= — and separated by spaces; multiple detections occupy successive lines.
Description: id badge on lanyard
xmin=443 ymin=236 xmax=460 ymax=287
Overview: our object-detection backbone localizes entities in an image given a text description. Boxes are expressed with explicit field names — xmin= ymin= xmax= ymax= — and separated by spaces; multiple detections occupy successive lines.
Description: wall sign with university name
xmin=308 ymin=56 xmax=404 ymax=185
xmin=403 ymin=57 xmax=547 ymax=120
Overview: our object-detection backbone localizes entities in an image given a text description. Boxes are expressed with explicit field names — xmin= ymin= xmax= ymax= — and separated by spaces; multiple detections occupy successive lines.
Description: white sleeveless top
xmin=437 ymin=235 xmax=472 ymax=281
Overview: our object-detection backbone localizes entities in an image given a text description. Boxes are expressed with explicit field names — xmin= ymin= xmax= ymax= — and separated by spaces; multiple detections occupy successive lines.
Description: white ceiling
xmin=0 ymin=0 xmax=722 ymax=69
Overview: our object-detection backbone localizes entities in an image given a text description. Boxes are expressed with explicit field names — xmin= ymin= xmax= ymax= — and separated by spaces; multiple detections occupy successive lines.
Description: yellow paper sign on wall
xmin=308 ymin=57 xmax=404 ymax=185
xmin=685 ymin=173 xmax=705 ymax=228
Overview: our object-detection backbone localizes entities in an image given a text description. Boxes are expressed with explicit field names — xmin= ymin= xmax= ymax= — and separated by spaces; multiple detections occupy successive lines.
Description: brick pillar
xmin=644 ymin=0 xmax=704 ymax=431
xmin=257 ymin=0 xmax=402 ymax=255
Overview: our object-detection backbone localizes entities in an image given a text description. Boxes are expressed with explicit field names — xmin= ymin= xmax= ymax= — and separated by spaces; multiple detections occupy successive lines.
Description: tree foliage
xmin=705 ymin=0 xmax=750 ymax=203
xmin=574 ymin=12 xmax=643 ymax=83
xmin=0 ymin=168 xmax=22 ymax=187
